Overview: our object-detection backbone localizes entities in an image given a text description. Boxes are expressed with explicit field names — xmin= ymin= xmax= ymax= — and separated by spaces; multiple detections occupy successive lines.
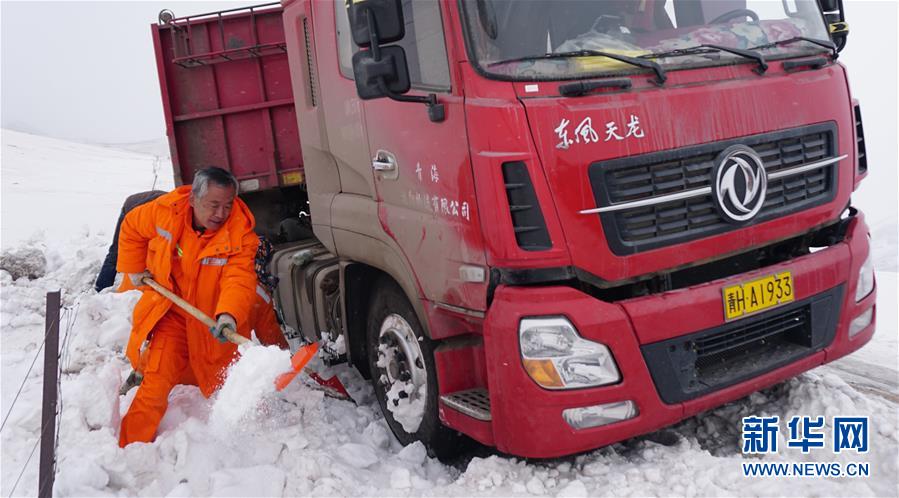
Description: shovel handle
xmin=141 ymin=277 xmax=249 ymax=345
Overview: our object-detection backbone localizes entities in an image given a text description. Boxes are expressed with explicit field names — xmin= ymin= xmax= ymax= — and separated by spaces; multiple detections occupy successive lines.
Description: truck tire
xmin=366 ymin=278 xmax=464 ymax=460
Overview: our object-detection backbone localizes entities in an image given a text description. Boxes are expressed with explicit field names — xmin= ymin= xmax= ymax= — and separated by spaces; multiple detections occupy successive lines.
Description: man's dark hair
xmin=192 ymin=166 xmax=238 ymax=199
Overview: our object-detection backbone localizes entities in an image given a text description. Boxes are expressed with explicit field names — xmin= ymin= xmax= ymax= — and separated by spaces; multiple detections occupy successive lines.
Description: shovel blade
xmin=274 ymin=342 xmax=318 ymax=391
xmin=307 ymin=371 xmax=353 ymax=402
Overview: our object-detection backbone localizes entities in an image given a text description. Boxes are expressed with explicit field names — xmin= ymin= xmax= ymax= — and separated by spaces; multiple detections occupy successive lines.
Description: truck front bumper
xmin=482 ymin=212 xmax=876 ymax=458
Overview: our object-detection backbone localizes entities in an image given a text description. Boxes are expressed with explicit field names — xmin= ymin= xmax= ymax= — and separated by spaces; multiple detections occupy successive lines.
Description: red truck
xmin=151 ymin=0 xmax=875 ymax=459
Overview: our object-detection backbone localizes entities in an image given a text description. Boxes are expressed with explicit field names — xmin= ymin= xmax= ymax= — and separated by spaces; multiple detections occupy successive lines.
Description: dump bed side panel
xmin=152 ymin=3 xmax=303 ymax=191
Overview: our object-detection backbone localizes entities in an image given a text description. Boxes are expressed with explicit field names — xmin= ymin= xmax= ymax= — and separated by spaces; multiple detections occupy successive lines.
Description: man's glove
xmin=128 ymin=271 xmax=153 ymax=287
xmin=211 ymin=314 xmax=237 ymax=343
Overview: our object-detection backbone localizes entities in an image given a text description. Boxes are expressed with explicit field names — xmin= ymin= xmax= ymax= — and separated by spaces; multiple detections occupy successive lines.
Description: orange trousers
xmin=119 ymin=311 xmax=198 ymax=447
xmin=119 ymin=293 xmax=287 ymax=447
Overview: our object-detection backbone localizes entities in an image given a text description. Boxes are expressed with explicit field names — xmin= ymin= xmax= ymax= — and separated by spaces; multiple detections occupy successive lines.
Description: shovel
xmin=142 ymin=277 xmax=352 ymax=400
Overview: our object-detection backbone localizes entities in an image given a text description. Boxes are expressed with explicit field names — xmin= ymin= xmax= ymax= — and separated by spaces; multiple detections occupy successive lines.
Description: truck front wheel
xmin=366 ymin=279 xmax=463 ymax=460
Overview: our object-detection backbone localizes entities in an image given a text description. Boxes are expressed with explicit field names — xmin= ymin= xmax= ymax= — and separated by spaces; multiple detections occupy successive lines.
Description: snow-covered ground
xmin=0 ymin=130 xmax=173 ymax=250
xmin=1 ymin=129 xmax=897 ymax=497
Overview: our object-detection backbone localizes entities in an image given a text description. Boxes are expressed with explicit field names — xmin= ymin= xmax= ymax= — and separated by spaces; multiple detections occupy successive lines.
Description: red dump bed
xmin=152 ymin=2 xmax=303 ymax=191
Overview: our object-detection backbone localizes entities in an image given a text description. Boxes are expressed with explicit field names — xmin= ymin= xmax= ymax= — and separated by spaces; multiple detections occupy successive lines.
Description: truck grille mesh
xmin=693 ymin=306 xmax=810 ymax=378
xmin=640 ymin=285 xmax=843 ymax=404
xmin=589 ymin=124 xmax=838 ymax=254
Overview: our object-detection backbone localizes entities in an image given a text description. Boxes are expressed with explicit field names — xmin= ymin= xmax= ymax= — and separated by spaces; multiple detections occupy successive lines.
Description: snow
xmin=0 ymin=129 xmax=173 ymax=250
xmin=1 ymin=126 xmax=898 ymax=496
xmin=377 ymin=336 xmax=427 ymax=435
xmin=208 ymin=344 xmax=291 ymax=437
xmin=383 ymin=377 xmax=426 ymax=434
xmin=321 ymin=330 xmax=347 ymax=359
xmin=336 ymin=443 xmax=381 ymax=468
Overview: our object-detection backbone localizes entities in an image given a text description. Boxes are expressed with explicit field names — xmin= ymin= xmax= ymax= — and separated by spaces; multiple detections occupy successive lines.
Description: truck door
xmin=283 ymin=0 xmax=378 ymax=248
xmin=350 ymin=0 xmax=488 ymax=311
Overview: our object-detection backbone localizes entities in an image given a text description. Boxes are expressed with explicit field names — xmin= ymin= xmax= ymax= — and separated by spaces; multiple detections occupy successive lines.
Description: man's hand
xmin=128 ymin=271 xmax=153 ymax=287
xmin=210 ymin=314 xmax=237 ymax=343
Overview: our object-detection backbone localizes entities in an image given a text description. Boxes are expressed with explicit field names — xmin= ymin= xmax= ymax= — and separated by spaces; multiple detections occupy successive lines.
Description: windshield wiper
xmin=749 ymin=36 xmax=838 ymax=60
xmin=488 ymin=49 xmax=667 ymax=85
xmin=638 ymin=46 xmax=720 ymax=59
xmin=641 ymin=44 xmax=768 ymax=74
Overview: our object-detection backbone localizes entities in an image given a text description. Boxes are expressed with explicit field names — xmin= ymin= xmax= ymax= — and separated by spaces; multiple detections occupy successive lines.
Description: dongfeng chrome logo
xmin=712 ymin=145 xmax=768 ymax=223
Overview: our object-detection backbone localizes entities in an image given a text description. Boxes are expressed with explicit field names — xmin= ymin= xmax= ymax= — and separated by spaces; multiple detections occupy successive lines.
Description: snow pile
xmin=209 ymin=344 xmax=291 ymax=436
xmin=0 ymin=246 xmax=47 ymax=280
xmin=1 ymin=231 xmax=139 ymax=497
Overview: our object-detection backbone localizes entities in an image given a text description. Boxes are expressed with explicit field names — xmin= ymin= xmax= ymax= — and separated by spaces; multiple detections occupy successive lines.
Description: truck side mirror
xmin=351 ymin=46 xmax=411 ymax=99
xmin=346 ymin=0 xmax=446 ymax=122
xmin=348 ymin=0 xmax=405 ymax=47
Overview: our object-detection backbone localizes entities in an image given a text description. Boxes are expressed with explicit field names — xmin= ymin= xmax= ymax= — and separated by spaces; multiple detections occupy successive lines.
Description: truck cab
xmin=152 ymin=0 xmax=874 ymax=459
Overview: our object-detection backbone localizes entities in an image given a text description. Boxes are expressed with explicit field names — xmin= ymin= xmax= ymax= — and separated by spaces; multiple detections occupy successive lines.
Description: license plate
xmin=723 ymin=271 xmax=794 ymax=321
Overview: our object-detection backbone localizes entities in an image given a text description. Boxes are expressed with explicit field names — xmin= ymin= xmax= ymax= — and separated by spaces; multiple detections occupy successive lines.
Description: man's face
xmin=190 ymin=183 xmax=236 ymax=232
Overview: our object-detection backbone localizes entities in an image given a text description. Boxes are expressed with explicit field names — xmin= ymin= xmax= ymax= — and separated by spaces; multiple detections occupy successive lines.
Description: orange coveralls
xmin=248 ymin=286 xmax=289 ymax=350
xmin=117 ymin=186 xmax=265 ymax=447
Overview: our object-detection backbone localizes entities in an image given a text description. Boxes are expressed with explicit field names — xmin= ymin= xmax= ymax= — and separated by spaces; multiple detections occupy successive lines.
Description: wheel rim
xmin=376 ymin=313 xmax=428 ymax=433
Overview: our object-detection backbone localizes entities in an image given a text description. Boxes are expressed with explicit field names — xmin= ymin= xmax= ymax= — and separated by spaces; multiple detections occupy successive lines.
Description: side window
xmin=336 ymin=0 xmax=356 ymax=79
xmin=334 ymin=0 xmax=450 ymax=91
xmin=396 ymin=0 xmax=451 ymax=90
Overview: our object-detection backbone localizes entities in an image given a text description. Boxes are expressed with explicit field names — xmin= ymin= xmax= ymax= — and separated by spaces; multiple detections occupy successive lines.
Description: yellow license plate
xmin=723 ymin=271 xmax=794 ymax=321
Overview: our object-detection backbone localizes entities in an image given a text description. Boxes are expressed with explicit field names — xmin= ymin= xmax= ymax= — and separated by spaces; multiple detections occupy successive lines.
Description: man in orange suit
xmin=117 ymin=167 xmax=261 ymax=447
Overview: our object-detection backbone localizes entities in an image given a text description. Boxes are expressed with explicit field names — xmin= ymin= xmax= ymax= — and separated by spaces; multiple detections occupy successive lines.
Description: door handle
xmin=372 ymin=159 xmax=395 ymax=171
xmin=372 ymin=150 xmax=399 ymax=180
xmin=372 ymin=150 xmax=396 ymax=171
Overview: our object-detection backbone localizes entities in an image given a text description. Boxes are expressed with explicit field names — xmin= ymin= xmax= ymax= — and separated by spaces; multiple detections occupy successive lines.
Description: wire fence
xmin=3 ymin=295 xmax=80 ymax=498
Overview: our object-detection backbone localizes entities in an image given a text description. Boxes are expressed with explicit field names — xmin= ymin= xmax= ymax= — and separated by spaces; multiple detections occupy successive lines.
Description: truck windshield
xmin=461 ymin=0 xmax=832 ymax=81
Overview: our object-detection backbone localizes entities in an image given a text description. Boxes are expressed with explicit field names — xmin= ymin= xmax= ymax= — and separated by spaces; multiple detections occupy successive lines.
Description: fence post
xmin=38 ymin=290 xmax=60 ymax=498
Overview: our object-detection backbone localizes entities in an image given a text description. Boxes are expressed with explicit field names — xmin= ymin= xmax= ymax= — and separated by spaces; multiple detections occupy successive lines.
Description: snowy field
xmin=1 ymin=128 xmax=897 ymax=497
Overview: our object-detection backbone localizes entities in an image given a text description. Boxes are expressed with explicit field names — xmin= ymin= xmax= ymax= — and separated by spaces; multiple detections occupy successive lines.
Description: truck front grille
xmin=588 ymin=124 xmax=839 ymax=255
xmin=640 ymin=285 xmax=843 ymax=404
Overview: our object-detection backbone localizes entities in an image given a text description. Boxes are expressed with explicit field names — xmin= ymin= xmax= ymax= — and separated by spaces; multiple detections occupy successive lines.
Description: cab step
xmin=440 ymin=388 xmax=491 ymax=421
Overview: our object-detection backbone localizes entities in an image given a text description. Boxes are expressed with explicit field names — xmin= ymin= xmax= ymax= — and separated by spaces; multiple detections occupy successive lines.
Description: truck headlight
xmin=519 ymin=317 xmax=620 ymax=390
xmin=855 ymin=251 xmax=875 ymax=302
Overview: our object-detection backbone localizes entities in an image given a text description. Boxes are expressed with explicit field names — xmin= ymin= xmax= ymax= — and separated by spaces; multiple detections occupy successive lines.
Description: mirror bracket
xmin=376 ymin=81 xmax=445 ymax=123
xmin=820 ymin=0 xmax=848 ymax=52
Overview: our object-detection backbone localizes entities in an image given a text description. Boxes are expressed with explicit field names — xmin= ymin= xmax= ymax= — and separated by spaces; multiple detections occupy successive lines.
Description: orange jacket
xmin=117 ymin=185 xmax=259 ymax=396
